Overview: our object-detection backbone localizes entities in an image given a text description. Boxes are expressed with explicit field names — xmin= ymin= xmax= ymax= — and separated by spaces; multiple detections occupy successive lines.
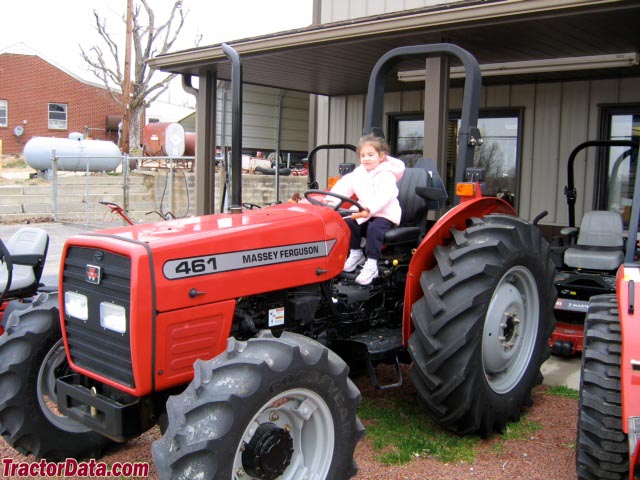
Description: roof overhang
xmin=149 ymin=0 xmax=640 ymax=96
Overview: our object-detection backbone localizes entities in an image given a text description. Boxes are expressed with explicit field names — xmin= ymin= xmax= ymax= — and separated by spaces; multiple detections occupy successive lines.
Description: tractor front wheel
xmin=152 ymin=330 xmax=364 ymax=480
xmin=576 ymin=294 xmax=628 ymax=479
xmin=0 ymin=293 xmax=112 ymax=460
xmin=409 ymin=214 xmax=556 ymax=435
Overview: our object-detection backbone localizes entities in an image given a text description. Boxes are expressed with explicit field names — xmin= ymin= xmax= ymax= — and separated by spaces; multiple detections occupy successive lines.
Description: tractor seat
xmin=0 ymin=227 xmax=49 ymax=296
xmin=563 ymin=210 xmax=624 ymax=271
xmin=384 ymin=167 xmax=446 ymax=246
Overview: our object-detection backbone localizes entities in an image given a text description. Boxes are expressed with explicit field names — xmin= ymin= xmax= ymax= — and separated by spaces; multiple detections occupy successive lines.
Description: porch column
xmin=423 ymin=56 xmax=450 ymax=177
xmin=195 ymin=70 xmax=217 ymax=215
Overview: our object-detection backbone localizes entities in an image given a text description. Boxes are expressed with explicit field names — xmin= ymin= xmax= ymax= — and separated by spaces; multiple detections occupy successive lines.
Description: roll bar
xmin=363 ymin=43 xmax=482 ymax=185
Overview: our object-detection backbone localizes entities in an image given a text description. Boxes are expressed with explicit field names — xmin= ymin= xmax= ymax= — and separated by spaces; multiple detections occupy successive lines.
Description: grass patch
xmin=546 ymin=385 xmax=579 ymax=400
xmin=360 ymin=394 xmax=547 ymax=466
xmin=499 ymin=417 xmax=543 ymax=441
xmin=2 ymin=156 xmax=27 ymax=168
xmin=358 ymin=396 xmax=478 ymax=465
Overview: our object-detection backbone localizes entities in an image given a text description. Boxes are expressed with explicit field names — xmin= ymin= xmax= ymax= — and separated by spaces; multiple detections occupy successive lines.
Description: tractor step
xmin=352 ymin=328 xmax=404 ymax=390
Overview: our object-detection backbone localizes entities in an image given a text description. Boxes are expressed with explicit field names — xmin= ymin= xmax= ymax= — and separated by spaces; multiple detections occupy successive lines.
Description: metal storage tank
xmin=142 ymin=122 xmax=186 ymax=157
xmin=23 ymin=137 xmax=122 ymax=172
xmin=184 ymin=132 xmax=196 ymax=156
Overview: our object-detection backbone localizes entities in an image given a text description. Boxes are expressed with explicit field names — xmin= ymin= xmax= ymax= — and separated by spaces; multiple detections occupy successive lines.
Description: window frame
xmin=48 ymin=102 xmax=68 ymax=130
xmin=596 ymin=103 xmax=640 ymax=212
xmin=388 ymin=107 xmax=524 ymax=209
xmin=0 ymin=100 xmax=7 ymax=128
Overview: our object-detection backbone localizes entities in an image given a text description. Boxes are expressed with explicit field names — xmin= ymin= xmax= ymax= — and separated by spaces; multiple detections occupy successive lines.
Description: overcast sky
xmin=3 ymin=0 xmax=313 ymax=105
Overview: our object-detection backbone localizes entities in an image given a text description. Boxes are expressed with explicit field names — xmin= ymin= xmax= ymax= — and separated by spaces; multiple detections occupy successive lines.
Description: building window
xmin=598 ymin=105 xmax=640 ymax=226
xmin=48 ymin=103 xmax=67 ymax=130
xmin=389 ymin=110 xmax=522 ymax=207
xmin=0 ymin=100 xmax=7 ymax=127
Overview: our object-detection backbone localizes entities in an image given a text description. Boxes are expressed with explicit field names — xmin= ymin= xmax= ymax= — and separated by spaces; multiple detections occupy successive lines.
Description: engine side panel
xmin=618 ymin=265 xmax=640 ymax=432
xmin=155 ymin=299 xmax=235 ymax=390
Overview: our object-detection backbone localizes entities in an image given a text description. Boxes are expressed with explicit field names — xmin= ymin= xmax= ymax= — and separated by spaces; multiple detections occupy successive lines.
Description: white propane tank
xmin=23 ymin=137 xmax=122 ymax=172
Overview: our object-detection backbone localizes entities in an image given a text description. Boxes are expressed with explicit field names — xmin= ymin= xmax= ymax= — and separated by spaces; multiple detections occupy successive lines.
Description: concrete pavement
xmin=0 ymin=221 xmax=581 ymax=390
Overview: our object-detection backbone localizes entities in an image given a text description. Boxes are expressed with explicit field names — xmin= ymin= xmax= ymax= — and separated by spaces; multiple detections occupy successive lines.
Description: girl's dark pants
xmin=345 ymin=216 xmax=393 ymax=260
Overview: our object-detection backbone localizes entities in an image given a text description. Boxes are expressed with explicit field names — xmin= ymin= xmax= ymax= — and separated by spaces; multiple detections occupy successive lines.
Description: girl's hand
xmin=351 ymin=209 xmax=370 ymax=220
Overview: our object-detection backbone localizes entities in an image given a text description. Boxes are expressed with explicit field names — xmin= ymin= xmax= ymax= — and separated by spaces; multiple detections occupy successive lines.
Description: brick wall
xmin=0 ymin=53 xmax=123 ymax=155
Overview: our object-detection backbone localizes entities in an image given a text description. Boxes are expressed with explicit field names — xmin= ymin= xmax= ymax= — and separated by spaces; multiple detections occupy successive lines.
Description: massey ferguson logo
xmin=86 ymin=265 xmax=102 ymax=285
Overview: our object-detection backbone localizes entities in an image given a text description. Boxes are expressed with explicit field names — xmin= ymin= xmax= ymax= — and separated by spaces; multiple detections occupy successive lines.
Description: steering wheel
xmin=242 ymin=202 xmax=262 ymax=210
xmin=304 ymin=189 xmax=366 ymax=217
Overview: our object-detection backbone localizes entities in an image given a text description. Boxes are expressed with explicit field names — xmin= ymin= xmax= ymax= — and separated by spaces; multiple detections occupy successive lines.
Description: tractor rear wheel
xmin=0 ymin=293 xmax=112 ymax=460
xmin=152 ymin=330 xmax=364 ymax=480
xmin=576 ymin=294 xmax=628 ymax=480
xmin=409 ymin=214 xmax=555 ymax=435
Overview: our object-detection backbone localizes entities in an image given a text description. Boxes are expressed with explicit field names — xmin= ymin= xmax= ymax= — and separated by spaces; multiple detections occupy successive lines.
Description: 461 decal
xmin=163 ymin=255 xmax=218 ymax=279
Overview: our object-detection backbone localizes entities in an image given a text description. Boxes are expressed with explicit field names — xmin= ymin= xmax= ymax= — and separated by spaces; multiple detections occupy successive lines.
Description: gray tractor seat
xmin=0 ymin=227 xmax=49 ymax=296
xmin=563 ymin=210 xmax=624 ymax=271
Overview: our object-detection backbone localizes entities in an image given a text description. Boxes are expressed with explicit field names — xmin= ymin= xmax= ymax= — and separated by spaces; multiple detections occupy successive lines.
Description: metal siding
xmin=383 ymin=92 xmax=402 ymax=134
xmin=620 ymin=77 xmax=640 ymax=103
xmin=555 ymin=82 xmax=590 ymax=226
xmin=329 ymin=96 xmax=348 ymax=175
xmin=401 ymin=90 xmax=422 ymax=112
xmin=349 ymin=0 xmax=368 ymax=19
xmin=531 ymin=83 xmax=562 ymax=223
xmin=316 ymin=95 xmax=331 ymax=187
xmin=333 ymin=0 xmax=350 ymax=21
xmin=215 ymin=84 xmax=309 ymax=152
xmin=314 ymin=79 xmax=637 ymax=223
xmin=486 ymin=85 xmax=510 ymax=108
xmin=367 ymin=0 xmax=386 ymax=16
xmin=511 ymin=84 xmax=536 ymax=220
xmin=346 ymin=94 xmax=366 ymax=146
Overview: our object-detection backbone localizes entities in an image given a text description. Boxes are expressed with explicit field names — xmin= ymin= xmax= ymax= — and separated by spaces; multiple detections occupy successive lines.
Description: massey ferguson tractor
xmin=0 ymin=43 xmax=555 ymax=479
xmin=576 ymin=143 xmax=640 ymax=479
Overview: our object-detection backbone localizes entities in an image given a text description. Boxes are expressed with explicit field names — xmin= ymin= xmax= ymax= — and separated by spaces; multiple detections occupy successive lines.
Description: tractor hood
xmin=62 ymin=203 xmax=350 ymax=313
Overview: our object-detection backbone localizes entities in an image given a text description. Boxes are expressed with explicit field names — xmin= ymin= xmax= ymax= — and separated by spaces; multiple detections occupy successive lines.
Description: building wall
xmin=180 ymin=83 xmax=310 ymax=153
xmin=319 ymin=0 xmax=467 ymax=22
xmin=313 ymin=77 xmax=640 ymax=226
xmin=0 ymin=53 xmax=121 ymax=155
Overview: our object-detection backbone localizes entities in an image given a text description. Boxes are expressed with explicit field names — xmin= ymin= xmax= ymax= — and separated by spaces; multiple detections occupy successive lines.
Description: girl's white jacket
xmin=330 ymin=156 xmax=405 ymax=225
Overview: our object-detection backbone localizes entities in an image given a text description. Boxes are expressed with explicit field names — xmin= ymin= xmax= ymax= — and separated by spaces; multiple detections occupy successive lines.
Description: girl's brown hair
xmin=356 ymin=134 xmax=390 ymax=157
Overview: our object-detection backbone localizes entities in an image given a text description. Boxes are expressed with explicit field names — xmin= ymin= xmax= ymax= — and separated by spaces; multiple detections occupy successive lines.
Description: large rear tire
xmin=152 ymin=330 xmax=364 ymax=480
xmin=0 ymin=292 xmax=112 ymax=460
xmin=576 ymin=294 xmax=628 ymax=480
xmin=409 ymin=214 xmax=556 ymax=435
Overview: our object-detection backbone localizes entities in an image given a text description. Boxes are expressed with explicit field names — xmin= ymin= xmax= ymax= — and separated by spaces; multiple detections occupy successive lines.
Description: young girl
xmin=330 ymin=135 xmax=405 ymax=285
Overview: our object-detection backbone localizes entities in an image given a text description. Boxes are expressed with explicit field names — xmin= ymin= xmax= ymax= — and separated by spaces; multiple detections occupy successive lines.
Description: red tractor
xmin=576 ymin=145 xmax=640 ymax=479
xmin=0 ymin=44 xmax=555 ymax=479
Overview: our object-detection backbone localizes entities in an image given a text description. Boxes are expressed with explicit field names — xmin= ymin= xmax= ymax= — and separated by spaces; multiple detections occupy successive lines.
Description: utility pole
xmin=120 ymin=0 xmax=133 ymax=153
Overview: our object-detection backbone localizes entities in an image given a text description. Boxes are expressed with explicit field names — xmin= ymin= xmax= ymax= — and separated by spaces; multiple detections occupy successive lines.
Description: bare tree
xmin=80 ymin=0 xmax=189 ymax=151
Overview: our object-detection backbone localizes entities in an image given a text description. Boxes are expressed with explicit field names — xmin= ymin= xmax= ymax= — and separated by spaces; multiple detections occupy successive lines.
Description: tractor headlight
xmin=100 ymin=302 xmax=127 ymax=334
xmin=64 ymin=291 xmax=88 ymax=321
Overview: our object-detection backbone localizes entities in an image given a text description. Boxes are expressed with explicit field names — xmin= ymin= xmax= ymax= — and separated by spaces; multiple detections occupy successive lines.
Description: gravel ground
xmin=0 ymin=365 xmax=578 ymax=480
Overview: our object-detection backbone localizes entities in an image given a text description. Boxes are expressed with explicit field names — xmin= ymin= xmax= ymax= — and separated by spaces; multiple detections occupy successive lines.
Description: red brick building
xmin=0 ymin=45 xmax=123 ymax=155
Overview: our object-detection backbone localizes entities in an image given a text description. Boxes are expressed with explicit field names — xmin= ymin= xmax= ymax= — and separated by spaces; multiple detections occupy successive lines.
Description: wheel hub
xmin=242 ymin=422 xmax=294 ymax=479
xmin=482 ymin=266 xmax=540 ymax=394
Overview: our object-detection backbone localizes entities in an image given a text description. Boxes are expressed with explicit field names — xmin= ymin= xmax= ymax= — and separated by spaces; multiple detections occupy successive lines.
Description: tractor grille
xmin=62 ymin=246 xmax=134 ymax=387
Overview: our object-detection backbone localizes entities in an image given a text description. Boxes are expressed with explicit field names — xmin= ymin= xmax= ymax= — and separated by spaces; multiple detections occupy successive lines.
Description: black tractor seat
xmin=383 ymin=164 xmax=447 ymax=247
